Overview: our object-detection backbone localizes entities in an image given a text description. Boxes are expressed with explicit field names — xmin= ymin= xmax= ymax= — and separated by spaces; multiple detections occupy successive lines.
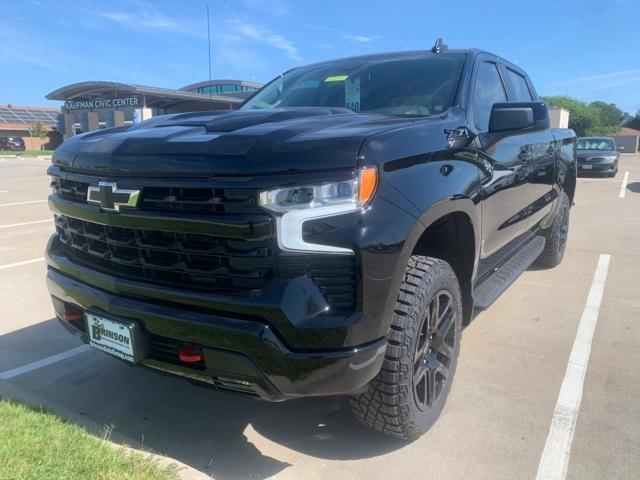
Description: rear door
xmin=501 ymin=66 xmax=556 ymax=229
xmin=470 ymin=56 xmax=532 ymax=259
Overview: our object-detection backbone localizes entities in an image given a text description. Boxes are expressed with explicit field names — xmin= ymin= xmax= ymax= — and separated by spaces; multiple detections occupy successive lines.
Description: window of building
xmin=198 ymin=84 xmax=259 ymax=94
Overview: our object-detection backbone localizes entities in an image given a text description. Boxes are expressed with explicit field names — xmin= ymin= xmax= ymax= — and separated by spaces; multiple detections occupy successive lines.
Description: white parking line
xmin=0 ymin=199 xmax=47 ymax=207
xmin=535 ymin=253 xmax=611 ymax=480
xmin=0 ymin=258 xmax=44 ymax=270
xmin=0 ymin=190 xmax=8 ymax=193
xmin=618 ymin=171 xmax=629 ymax=198
xmin=0 ymin=345 xmax=91 ymax=380
xmin=0 ymin=219 xmax=51 ymax=229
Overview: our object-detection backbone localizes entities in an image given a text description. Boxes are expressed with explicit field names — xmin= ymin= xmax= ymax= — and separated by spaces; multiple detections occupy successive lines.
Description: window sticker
xmin=345 ymin=76 xmax=361 ymax=112
xmin=324 ymin=75 xmax=349 ymax=82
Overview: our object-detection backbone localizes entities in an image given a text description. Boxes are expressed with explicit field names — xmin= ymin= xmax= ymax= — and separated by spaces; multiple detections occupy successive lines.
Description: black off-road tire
xmin=535 ymin=191 xmax=570 ymax=269
xmin=349 ymin=256 xmax=462 ymax=440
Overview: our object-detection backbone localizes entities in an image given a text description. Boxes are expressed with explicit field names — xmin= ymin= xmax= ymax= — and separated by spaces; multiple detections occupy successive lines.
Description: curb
xmin=0 ymin=378 xmax=210 ymax=480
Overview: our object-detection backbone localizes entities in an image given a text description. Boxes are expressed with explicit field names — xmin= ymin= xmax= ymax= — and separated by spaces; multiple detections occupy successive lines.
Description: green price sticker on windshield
xmin=324 ymin=75 xmax=349 ymax=82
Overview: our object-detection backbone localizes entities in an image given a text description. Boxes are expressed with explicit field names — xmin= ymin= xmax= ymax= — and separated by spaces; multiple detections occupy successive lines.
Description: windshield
xmin=577 ymin=138 xmax=615 ymax=151
xmin=241 ymin=53 xmax=465 ymax=116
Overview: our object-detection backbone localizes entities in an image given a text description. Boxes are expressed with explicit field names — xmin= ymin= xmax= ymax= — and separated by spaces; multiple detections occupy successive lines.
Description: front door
xmin=470 ymin=59 xmax=532 ymax=259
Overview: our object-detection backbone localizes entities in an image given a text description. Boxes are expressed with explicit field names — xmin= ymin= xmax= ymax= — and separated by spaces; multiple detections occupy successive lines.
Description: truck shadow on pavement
xmin=1 ymin=319 xmax=406 ymax=480
xmin=627 ymin=182 xmax=640 ymax=193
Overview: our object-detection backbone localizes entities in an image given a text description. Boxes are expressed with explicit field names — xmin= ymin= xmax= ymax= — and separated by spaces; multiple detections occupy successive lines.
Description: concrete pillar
xmin=63 ymin=112 xmax=75 ymax=140
xmin=86 ymin=111 xmax=99 ymax=131
xmin=113 ymin=110 xmax=125 ymax=127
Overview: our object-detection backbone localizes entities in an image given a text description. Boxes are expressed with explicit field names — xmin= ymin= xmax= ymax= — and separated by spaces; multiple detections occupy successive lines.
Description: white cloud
xmin=342 ymin=34 xmax=378 ymax=43
xmin=242 ymin=0 xmax=291 ymax=16
xmin=557 ymin=69 xmax=640 ymax=85
xmin=226 ymin=19 xmax=301 ymax=61
xmin=95 ymin=2 xmax=205 ymax=38
xmin=556 ymin=68 xmax=640 ymax=91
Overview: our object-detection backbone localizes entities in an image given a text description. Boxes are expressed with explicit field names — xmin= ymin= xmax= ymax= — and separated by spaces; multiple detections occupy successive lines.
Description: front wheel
xmin=349 ymin=256 xmax=462 ymax=440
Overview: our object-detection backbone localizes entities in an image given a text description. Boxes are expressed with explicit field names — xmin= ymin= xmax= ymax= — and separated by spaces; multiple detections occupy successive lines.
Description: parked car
xmin=46 ymin=41 xmax=577 ymax=440
xmin=0 ymin=136 xmax=26 ymax=151
xmin=576 ymin=136 xmax=620 ymax=177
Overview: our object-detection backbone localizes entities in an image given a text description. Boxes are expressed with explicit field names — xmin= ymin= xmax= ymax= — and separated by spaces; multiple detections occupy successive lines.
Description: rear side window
xmin=472 ymin=62 xmax=507 ymax=132
xmin=504 ymin=69 xmax=533 ymax=101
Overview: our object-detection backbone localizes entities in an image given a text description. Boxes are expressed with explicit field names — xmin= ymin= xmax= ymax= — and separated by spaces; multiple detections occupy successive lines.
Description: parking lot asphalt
xmin=0 ymin=155 xmax=638 ymax=480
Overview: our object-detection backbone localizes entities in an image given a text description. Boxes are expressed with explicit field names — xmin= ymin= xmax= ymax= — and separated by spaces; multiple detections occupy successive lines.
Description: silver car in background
xmin=576 ymin=136 xmax=620 ymax=177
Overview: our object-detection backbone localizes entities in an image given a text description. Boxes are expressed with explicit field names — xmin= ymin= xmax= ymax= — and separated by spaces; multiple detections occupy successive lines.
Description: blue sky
xmin=2 ymin=0 xmax=639 ymax=113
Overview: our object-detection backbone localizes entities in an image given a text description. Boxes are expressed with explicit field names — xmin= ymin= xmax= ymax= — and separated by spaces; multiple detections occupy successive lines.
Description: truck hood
xmin=53 ymin=108 xmax=421 ymax=176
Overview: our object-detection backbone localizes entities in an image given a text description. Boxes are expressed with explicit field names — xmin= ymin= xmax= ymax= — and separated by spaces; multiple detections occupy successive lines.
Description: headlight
xmin=259 ymin=166 xmax=377 ymax=253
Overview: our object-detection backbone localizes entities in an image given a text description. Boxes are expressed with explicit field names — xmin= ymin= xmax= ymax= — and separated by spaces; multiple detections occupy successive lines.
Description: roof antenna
xmin=431 ymin=38 xmax=447 ymax=54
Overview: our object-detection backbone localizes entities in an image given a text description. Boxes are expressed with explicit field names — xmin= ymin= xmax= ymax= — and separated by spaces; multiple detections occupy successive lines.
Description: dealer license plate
xmin=86 ymin=313 xmax=137 ymax=363
xmin=581 ymin=164 xmax=593 ymax=170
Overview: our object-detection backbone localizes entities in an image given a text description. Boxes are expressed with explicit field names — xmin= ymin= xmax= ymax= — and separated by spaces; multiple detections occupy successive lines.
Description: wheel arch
xmin=387 ymin=198 xmax=481 ymax=327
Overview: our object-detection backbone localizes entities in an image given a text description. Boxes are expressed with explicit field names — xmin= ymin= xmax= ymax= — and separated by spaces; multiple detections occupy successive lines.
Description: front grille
xmin=53 ymin=178 xmax=89 ymax=202
xmin=141 ymin=187 xmax=259 ymax=214
xmin=578 ymin=157 xmax=606 ymax=163
xmin=51 ymin=175 xmax=359 ymax=314
xmin=55 ymin=215 xmax=274 ymax=293
xmin=50 ymin=178 xmax=260 ymax=215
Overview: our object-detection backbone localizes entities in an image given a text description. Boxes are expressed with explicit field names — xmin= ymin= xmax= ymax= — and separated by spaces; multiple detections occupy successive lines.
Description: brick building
xmin=0 ymin=104 xmax=63 ymax=150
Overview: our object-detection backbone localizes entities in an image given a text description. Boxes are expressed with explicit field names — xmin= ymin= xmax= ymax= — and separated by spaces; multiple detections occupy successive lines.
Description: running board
xmin=473 ymin=235 xmax=546 ymax=310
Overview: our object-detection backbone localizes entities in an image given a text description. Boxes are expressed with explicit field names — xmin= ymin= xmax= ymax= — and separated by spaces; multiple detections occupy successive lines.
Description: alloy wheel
xmin=559 ymin=203 xmax=569 ymax=253
xmin=413 ymin=290 xmax=457 ymax=411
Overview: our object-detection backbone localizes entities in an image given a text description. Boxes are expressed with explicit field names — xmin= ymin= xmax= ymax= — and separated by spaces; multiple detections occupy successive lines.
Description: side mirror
xmin=489 ymin=102 xmax=550 ymax=134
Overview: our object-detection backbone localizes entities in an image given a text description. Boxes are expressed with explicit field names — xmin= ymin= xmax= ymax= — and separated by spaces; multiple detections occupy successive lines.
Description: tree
xmin=625 ymin=110 xmax=640 ymax=131
xmin=30 ymin=121 xmax=48 ymax=150
xmin=589 ymin=101 xmax=626 ymax=127
xmin=541 ymin=96 xmax=620 ymax=137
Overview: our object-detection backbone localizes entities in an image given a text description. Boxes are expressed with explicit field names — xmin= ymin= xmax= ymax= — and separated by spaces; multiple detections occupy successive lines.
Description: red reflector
xmin=179 ymin=344 xmax=203 ymax=363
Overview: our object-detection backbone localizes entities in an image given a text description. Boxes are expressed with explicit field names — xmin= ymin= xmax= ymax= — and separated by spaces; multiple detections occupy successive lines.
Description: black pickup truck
xmin=46 ymin=42 xmax=576 ymax=440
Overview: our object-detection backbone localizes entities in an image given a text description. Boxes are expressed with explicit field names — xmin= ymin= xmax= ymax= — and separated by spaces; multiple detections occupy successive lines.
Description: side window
xmin=505 ymin=69 xmax=533 ymax=102
xmin=473 ymin=62 xmax=507 ymax=132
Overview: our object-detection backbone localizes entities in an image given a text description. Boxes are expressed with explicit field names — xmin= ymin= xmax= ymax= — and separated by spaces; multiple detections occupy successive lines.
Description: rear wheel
xmin=536 ymin=191 xmax=570 ymax=268
xmin=349 ymin=256 xmax=462 ymax=440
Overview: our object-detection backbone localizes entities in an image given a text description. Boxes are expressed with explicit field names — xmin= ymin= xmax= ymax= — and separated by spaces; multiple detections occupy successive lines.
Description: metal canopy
xmin=46 ymin=81 xmax=242 ymax=109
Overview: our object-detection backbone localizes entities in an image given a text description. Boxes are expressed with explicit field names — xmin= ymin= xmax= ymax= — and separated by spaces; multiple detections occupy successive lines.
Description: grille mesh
xmin=55 ymin=215 xmax=274 ymax=292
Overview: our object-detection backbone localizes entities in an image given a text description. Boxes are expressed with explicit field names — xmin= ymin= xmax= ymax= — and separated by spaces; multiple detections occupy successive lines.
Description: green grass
xmin=0 ymin=150 xmax=53 ymax=156
xmin=0 ymin=399 xmax=178 ymax=480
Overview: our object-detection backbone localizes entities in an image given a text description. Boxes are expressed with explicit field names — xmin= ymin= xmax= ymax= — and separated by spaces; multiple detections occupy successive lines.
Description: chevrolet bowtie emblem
xmin=87 ymin=182 xmax=140 ymax=212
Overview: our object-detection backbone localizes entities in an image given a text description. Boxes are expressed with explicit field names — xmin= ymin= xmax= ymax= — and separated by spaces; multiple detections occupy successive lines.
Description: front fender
xmin=372 ymin=195 xmax=481 ymax=339
xmin=371 ymin=149 xmax=485 ymax=338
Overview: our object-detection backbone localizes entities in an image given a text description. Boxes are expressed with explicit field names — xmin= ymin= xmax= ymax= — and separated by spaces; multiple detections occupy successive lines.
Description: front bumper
xmin=577 ymin=159 xmax=618 ymax=174
xmin=47 ymin=265 xmax=387 ymax=400
xmin=44 ymin=167 xmax=422 ymax=400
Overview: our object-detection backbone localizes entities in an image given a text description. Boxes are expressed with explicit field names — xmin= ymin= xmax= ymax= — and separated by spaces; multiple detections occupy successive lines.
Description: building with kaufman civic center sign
xmin=46 ymin=79 xmax=262 ymax=140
